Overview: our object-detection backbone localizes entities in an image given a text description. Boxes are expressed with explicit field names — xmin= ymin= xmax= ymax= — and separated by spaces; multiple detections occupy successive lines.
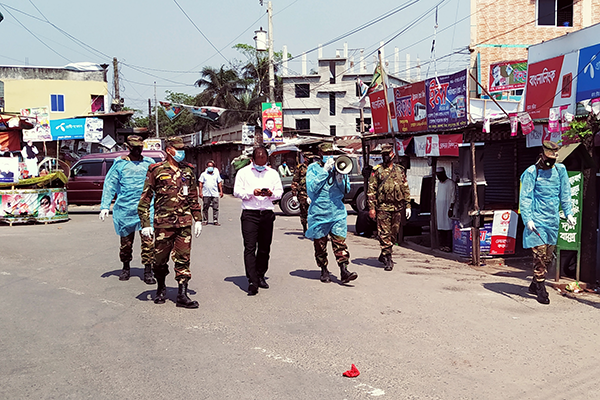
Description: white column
xmin=406 ymin=53 xmax=411 ymax=82
xmin=394 ymin=47 xmax=399 ymax=75
xmin=360 ymin=49 xmax=365 ymax=73
xmin=282 ymin=45 xmax=288 ymax=77
xmin=318 ymin=44 xmax=323 ymax=59
xmin=302 ymin=52 xmax=307 ymax=76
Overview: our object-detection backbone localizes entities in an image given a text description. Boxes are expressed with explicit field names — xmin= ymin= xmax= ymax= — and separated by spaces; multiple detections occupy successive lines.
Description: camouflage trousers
xmin=313 ymin=233 xmax=350 ymax=270
xmin=202 ymin=196 xmax=219 ymax=223
xmin=298 ymin=195 xmax=309 ymax=232
xmin=532 ymin=244 xmax=556 ymax=282
xmin=120 ymin=231 xmax=154 ymax=265
xmin=154 ymin=226 xmax=193 ymax=283
xmin=377 ymin=210 xmax=402 ymax=256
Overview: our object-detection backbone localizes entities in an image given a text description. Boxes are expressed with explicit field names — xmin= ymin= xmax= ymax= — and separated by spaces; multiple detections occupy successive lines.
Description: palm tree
xmin=195 ymin=66 xmax=245 ymax=129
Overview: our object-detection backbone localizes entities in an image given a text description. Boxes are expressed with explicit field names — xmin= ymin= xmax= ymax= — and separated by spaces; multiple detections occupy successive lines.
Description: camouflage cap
xmin=126 ymin=135 xmax=144 ymax=147
xmin=318 ymin=142 xmax=334 ymax=152
xmin=303 ymin=151 xmax=314 ymax=157
xmin=166 ymin=136 xmax=184 ymax=149
xmin=381 ymin=143 xmax=393 ymax=152
xmin=542 ymin=140 xmax=559 ymax=159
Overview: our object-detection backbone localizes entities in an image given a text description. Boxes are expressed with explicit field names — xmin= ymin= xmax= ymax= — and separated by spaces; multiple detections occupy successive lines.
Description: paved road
xmin=1 ymin=196 xmax=600 ymax=399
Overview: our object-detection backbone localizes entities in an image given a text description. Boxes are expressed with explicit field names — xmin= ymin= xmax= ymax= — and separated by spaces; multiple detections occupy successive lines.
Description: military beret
xmin=166 ymin=136 xmax=184 ymax=149
xmin=318 ymin=142 xmax=334 ymax=152
xmin=126 ymin=135 xmax=144 ymax=147
xmin=542 ymin=140 xmax=559 ymax=159
xmin=381 ymin=143 xmax=393 ymax=152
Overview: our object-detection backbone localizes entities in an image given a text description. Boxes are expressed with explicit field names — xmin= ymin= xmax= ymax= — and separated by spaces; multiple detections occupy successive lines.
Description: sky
xmin=0 ymin=0 xmax=471 ymax=114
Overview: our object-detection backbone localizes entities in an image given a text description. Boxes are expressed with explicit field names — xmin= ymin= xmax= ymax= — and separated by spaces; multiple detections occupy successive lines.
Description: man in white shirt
xmin=199 ymin=160 xmax=223 ymax=226
xmin=233 ymin=146 xmax=283 ymax=295
xmin=435 ymin=167 xmax=456 ymax=252
xmin=278 ymin=161 xmax=291 ymax=177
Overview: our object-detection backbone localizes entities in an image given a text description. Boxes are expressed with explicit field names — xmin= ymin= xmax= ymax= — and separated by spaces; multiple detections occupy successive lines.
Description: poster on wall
xmin=0 ymin=188 xmax=68 ymax=223
xmin=21 ymin=107 xmax=51 ymax=141
xmin=426 ymin=70 xmax=468 ymax=131
xmin=576 ymin=43 xmax=600 ymax=102
xmin=394 ymin=81 xmax=427 ymax=133
xmin=368 ymin=90 xmax=389 ymax=134
xmin=261 ymin=102 xmax=283 ymax=143
xmin=524 ymin=51 xmax=578 ymax=119
xmin=84 ymin=117 xmax=103 ymax=143
xmin=0 ymin=157 xmax=19 ymax=183
xmin=489 ymin=60 xmax=528 ymax=93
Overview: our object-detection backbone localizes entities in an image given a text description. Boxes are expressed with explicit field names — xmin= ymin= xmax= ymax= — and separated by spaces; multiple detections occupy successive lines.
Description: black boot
xmin=176 ymin=282 xmax=199 ymax=309
xmin=154 ymin=274 xmax=166 ymax=304
xmin=320 ymin=268 xmax=331 ymax=283
xmin=143 ymin=264 xmax=156 ymax=285
xmin=302 ymin=222 xmax=307 ymax=235
xmin=528 ymin=278 xmax=537 ymax=295
xmin=340 ymin=264 xmax=358 ymax=283
xmin=119 ymin=262 xmax=130 ymax=281
xmin=535 ymin=280 xmax=550 ymax=305
xmin=384 ymin=255 xmax=394 ymax=271
xmin=378 ymin=253 xmax=385 ymax=264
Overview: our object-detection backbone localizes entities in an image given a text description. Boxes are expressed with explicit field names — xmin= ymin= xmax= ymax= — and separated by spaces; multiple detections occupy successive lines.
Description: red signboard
xmin=393 ymin=81 xmax=427 ymax=133
xmin=413 ymin=133 xmax=462 ymax=157
xmin=368 ymin=90 xmax=389 ymax=134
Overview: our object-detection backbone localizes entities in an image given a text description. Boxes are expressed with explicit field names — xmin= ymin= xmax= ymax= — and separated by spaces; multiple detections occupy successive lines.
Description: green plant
xmin=564 ymin=117 xmax=593 ymax=140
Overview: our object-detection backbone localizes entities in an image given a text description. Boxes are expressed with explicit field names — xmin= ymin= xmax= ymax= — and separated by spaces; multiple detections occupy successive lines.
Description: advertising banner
xmin=143 ymin=138 xmax=162 ymax=151
xmin=261 ymin=102 xmax=283 ymax=143
xmin=368 ymin=90 xmax=389 ymax=134
xmin=394 ymin=137 xmax=412 ymax=156
xmin=576 ymin=43 xmax=600 ymax=102
xmin=50 ymin=118 xmax=86 ymax=140
xmin=557 ymin=171 xmax=582 ymax=251
xmin=453 ymin=221 xmax=492 ymax=257
xmin=413 ymin=133 xmax=462 ymax=157
xmin=393 ymin=81 xmax=427 ymax=133
xmin=84 ymin=117 xmax=103 ymax=143
xmin=525 ymin=52 xmax=578 ymax=119
xmin=242 ymin=124 xmax=255 ymax=145
xmin=0 ymin=188 xmax=68 ymax=223
xmin=426 ymin=70 xmax=468 ymax=131
xmin=489 ymin=60 xmax=528 ymax=93
xmin=0 ymin=157 xmax=19 ymax=183
xmin=21 ymin=107 xmax=51 ymax=142
xmin=525 ymin=124 xmax=562 ymax=148
xmin=490 ymin=210 xmax=518 ymax=255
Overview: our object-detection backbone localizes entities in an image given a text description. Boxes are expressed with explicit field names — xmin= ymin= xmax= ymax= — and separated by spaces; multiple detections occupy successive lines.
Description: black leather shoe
xmin=154 ymin=274 xmax=166 ymax=304
xmin=384 ymin=255 xmax=394 ymax=271
xmin=535 ymin=281 xmax=550 ymax=305
xmin=119 ymin=262 xmax=130 ymax=281
xmin=143 ymin=264 xmax=156 ymax=285
xmin=258 ymin=277 xmax=269 ymax=289
xmin=320 ymin=269 xmax=331 ymax=283
xmin=378 ymin=253 xmax=385 ymax=264
xmin=528 ymin=279 xmax=537 ymax=295
xmin=176 ymin=282 xmax=199 ymax=309
xmin=340 ymin=264 xmax=358 ymax=283
xmin=248 ymin=283 xmax=258 ymax=296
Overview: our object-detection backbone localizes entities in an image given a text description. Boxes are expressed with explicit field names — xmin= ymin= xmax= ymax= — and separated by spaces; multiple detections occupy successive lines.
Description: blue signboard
xmin=426 ymin=70 xmax=468 ymax=131
xmin=50 ymin=118 xmax=85 ymax=140
xmin=576 ymin=43 xmax=600 ymax=102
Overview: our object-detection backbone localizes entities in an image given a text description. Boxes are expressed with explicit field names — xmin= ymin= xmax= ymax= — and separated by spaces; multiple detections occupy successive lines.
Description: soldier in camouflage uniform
xmin=367 ymin=143 xmax=411 ymax=271
xmin=291 ymin=151 xmax=313 ymax=234
xmin=138 ymin=136 xmax=203 ymax=308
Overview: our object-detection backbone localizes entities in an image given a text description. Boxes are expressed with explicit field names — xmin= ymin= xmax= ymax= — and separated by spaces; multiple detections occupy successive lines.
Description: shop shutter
xmin=484 ymin=141 xmax=516 ymax=209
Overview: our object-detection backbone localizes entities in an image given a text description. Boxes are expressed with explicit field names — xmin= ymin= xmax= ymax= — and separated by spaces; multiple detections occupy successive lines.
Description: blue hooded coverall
xmin=101 ymin=156 xmax=155 ymax=236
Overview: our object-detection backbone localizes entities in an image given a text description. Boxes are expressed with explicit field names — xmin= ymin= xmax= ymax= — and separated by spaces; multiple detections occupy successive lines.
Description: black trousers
xmin=241 ymin=209 xmax=275 ymax=286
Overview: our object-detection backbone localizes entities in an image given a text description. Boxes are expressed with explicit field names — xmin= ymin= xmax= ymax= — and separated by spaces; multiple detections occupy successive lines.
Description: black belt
xmin=243 ymin=209 xmax=274 ymax=215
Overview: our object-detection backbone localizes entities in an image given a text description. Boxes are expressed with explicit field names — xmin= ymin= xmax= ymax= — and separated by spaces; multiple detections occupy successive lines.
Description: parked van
xmin=67 ymin=150 xmax=166 ymax=205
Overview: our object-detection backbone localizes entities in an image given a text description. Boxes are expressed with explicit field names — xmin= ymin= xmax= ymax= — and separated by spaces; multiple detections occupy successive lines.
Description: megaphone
xmin=335 ymin=155 xmax=353 ymax=175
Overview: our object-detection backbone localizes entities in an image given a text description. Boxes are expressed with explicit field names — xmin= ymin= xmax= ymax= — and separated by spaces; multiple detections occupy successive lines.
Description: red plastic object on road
xmin=343 ymin=364 xmax=360 ymax=378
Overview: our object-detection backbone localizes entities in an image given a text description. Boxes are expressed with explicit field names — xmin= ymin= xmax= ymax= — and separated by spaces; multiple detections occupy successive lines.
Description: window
xmin=538 ymin=0 xmax=573 ymax=27
xmin=329 ymin=61 xmax=336 ymax=84
xmin=356 ymin=117 xmax=372 ymax=133
xmin=329 ymin=92 xmax=336 ymax=116
xmin=91 ymin=95 xmax=105 ymax=112
xmin=330 ymin=125 xmax=337 ymax=136
xmin=295 ymin=84 xmax=310 ymax=98
xmin=74 ymin=160 xmax=103 ymax=176
xmin=296 ymin=119 xmax=310 ymax=132
xmin=51 ymin=94 xmax=65 ymax=112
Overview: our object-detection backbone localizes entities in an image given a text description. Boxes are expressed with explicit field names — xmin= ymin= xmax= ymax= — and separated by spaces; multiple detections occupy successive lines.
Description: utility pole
xmin=113 ymin=57 xmax=120 ymax=104
xmin=148 ymin=99 xmax=152 ymax=133
xmin=267 ymin=1 xmax=275 ymax=102
xmin=154 ymin=82 xmax=159 ymax=138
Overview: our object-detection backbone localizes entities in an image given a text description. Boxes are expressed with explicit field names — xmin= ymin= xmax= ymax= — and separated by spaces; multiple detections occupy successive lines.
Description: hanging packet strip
xmin=548 ymin=107 xmax=560 ymax=133
xmin=519 ymin=112 xmax=535 ymax=135
xmin=509 ymin=113 xmax=519 ymax=136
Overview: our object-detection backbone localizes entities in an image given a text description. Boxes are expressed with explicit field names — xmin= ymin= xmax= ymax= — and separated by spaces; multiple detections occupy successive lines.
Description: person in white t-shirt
xmin=435 ymin=167 xmax=456 ymax=252
xmin=198 ymin=160 xmax=223 ymax=226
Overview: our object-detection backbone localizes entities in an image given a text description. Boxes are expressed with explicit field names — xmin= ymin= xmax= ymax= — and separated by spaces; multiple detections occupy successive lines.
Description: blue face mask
xmin=172 ymin=150 xmax=185 ymax=163
xmin=322 ymin=155 xmax=333 ymax=163
xmin=207 ymin=167 xmax=214 ymax=173
xmin=254 ymin=163 xmax=266 ymax=172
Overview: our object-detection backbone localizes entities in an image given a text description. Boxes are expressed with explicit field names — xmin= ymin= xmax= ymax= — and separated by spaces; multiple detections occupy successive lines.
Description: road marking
xmin=252 ymin=347 xmax=294 ymax=363
xmin=0 ymin=271 xmax=10 ymax=275
xmin=58 ymin=287 xmax=84 ymax=295
xmin=101 ymin=299 xmax=124 ymax=307
xmin=355 ymin=383 xmax=385 ymax=397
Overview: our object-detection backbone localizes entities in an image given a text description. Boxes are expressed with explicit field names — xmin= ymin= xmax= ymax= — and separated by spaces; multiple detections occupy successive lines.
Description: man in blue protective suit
xmin=520 ymin=141 xmax=575 ymax=305
xmin=99 ymin=135 xmax=156 ymax=284
xmin=305 ymin=142 xmax=358 ymax=284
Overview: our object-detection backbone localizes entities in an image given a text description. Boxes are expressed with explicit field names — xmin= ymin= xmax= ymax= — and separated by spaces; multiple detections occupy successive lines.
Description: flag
xmin=160 ymin=101 xmax=226 ymax=122
xmin=356 ymin=78 xmax=370 ymax=101
xmin=160 ymin=101 xmax=184 ymax=120
xmin=367 ymin=62 xmax=385 ymax=94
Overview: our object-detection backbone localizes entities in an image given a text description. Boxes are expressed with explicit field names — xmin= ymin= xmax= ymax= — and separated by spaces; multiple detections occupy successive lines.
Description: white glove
xmin=99 ymin=209 xmax=109 ymax=221
xmin=292 ymin=196 xmax=298 ymax=203
xmin=307 ymin=197 xmax=312 ymax=205
xmin=194 ymin=221 xmax=203 ymax=238
xmin=527 ymin=221 xmax=536 ymax=231
xmin=567 ymin=215 xmax=576 ymax=227
xmin=324 ymin=157 xmax=335 ymax=172
xmin=141 ymin=227 xmax=154 ymax=238
xmin=406 ymin=208 xmax=412 ymax=220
